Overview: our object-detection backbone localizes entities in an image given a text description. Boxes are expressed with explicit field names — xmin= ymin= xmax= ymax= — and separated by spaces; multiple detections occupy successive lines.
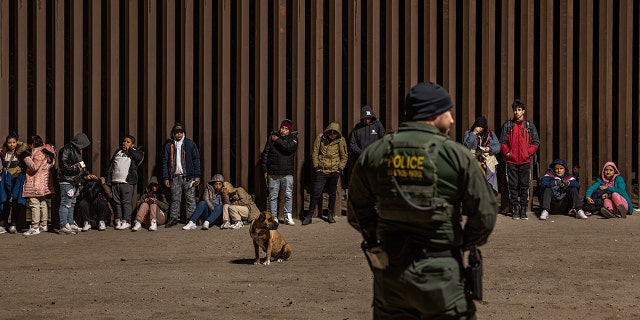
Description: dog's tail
xmin=276 ymin=244 xmax=292 ymax=261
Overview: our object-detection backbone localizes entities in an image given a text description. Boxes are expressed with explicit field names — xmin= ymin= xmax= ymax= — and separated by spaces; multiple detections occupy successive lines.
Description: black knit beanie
xmin=404 ymin=82 xmax=453 ymax=121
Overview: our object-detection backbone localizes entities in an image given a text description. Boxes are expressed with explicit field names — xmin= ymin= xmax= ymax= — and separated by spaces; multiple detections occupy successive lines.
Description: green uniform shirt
xmin=348 ymin=121 xmax=497 ymax=250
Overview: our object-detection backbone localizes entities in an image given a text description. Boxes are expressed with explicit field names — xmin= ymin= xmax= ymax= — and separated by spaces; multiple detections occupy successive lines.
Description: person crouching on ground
xmin=132 ymin=176 xmax=169 ymax=231
xmin=539 ymin=158 xmax=586 ymax=220
xmin=584 ymin=162 xmax=633 ymax=218
xmin=219 ymin=181 xmax=260 ymax=229
xmin=182 ymin=174 xmax=224 ymax=230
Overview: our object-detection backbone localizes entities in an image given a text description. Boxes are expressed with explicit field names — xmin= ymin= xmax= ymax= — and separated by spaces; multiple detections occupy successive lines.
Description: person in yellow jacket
xmin=303 ymin=122 xmax=348 ymax=225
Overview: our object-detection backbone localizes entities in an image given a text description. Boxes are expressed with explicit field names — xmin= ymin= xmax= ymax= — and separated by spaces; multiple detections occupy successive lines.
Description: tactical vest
xmin=376 ymin=129 xmax=453 ymax=224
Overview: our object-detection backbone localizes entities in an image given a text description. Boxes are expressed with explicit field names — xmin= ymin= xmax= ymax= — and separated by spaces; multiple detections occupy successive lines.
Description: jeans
xmin=267 ymin=174 xmax=293 ymax=219
xmin=189 ymin=201 xmax=223 ymax=225
xmin=169 ymin=176 xmax=197 ymax=219
xmin=59 ymin=183 xmax=79 ymax=226
xmin=308 ymin=172 xmax=339 ymax=216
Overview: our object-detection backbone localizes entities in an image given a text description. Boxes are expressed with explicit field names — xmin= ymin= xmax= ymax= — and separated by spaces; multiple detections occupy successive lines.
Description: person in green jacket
xmin=303 ymin=122 xmax=348 ymax=225
xmin=348 ymin=82 xmax=497 ymax=319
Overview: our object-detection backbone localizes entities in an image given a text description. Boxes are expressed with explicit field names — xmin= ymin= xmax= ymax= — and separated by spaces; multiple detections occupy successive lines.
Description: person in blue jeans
xmin=182 ymin=174 xmax=224 ymax=230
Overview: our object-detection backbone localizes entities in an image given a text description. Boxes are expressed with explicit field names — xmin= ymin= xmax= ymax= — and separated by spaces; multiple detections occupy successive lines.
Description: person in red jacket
xmin=499 ymin=99 xmax=540 ymax=220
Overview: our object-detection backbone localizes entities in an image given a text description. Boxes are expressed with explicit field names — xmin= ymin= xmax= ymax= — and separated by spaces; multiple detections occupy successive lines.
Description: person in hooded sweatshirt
xmin=162 ymin=123 xmax=201 ymax=228
xmin=57 ymin=132 xmax=97 ymax=234
xmin=349 ymin=105 xmax=386 ymax=158
xmin=303 ymin=122 xmax=348 ymax=225
xmin=462 ymin=116 xmax=501 ymax=193
xmin=539 ymin=158 xmax=586 ymax=220
xmin=583 ymin=162 xmax=633 ymax=219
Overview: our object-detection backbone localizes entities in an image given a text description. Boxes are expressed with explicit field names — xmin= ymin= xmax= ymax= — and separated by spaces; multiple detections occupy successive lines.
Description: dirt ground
xmin=2 ymin=207 xmax=640 ymax=320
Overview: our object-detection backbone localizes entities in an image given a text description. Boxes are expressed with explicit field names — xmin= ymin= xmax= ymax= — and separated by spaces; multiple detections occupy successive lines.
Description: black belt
xmin=417 ymin=248 xmax=454 ymax=258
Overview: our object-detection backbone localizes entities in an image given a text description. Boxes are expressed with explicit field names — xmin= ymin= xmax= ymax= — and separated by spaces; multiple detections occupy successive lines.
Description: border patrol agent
xmin=347 ymin=82 xmax=497 ymax=319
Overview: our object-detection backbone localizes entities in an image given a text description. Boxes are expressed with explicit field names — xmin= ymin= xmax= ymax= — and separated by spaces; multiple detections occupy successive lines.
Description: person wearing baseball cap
xmin=162 ymin=122 xmax=202 ymax=228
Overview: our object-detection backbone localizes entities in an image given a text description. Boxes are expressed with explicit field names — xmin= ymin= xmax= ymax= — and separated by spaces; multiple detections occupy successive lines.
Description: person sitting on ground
xmin=219 ymin=180 xmax=260 ymax=230
xmin=182 ymin=174 xmax=224 ymax=230
xmin=76 ymin=176 xmax=113 ymax=231
xmin=462 ymin=116 xmax=501 ymax=193
xmin=539 ymin=158 xmax=586 ymax=220
xmin=584 ymin=161 xmax=633 ymax=218
xmin=132 ymin=176 xmax=169 ymax=231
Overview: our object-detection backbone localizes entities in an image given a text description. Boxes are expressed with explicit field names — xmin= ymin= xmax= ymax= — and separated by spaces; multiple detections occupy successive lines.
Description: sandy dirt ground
xmin=1 ymin=208 xmax=640 ymax=320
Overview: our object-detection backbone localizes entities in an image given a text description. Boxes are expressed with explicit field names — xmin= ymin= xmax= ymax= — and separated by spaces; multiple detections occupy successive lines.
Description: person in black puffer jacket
xmin=261 ymin=119 xmax=299 ymax=225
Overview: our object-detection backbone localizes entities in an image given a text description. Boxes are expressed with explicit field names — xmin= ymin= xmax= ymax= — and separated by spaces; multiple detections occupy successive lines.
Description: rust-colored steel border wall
xmin=0 ymin=0 xmax=639 ymax=216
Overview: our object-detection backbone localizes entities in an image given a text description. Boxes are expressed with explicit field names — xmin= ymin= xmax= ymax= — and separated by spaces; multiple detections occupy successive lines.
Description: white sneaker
xmin=98 ymin=221 xmax=106 ymax=231
xmin=149 ymin=220 xmax=157 ymax=231
xmin=220 ymin=221 xmax=231 ymax=229
xmin=202 ymin=221 xmax=210 ymax=230
xmin=23 ymin=227 xmax=40 ymax=236
xmin=119 ymin=221 xmax=131 ymax=230
xmin=8 ymin=225 xmax=17 ymax=233
xmin=231 ymin=221 xmax=244 ymax=229
xmin=114 ymin=219 xmax=122 ymax=230
xmin=539 ymin=210 xmax=549 ymax=220
xmin=61 ymin=223 xmax=76 ymax=234
xmin=0 ymin=226 xmax=7 ymax=234
xmin=182 ymin=221 xmax=197 ymax=230
xmin=284 ymin=218 xmax=295 ymax=226
xmin=132 ymin=221 xmax=142 ymax=231
xmin=39 ymin=224 xmax=48 ymax=232
xmin=577 ymin=209 xmax=588 ymax=219
xmin=82 ymin=221 xmax=92 ymax=231
xmin=70 ymin=223 xmax=81 ymax=232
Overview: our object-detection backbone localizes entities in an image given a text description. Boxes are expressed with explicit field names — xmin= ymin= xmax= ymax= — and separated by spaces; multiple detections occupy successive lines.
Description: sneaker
xmin=8 ymin=225 xmax=17 ymax=233
xmin=284 ymin=219 xmax=295 ymax=226
xmin=98 ymin=221 xmax=106 ymax=231
xmin=82 ymin=221 xmax=92 ymax=231
xmin=70 ymin=224 xmax=81 ymax=232
xmin=600 ymin=207 xmax=615 ymax=218
xmin=0 ymin=226 xmax=5 ymax=234
xmin=220 ymin=221 xmax=231 ymax=229
xmin=61 ymin=223 xmax=76 ymax=235
xmin=23 ymin=227 xmax=40 ymax=236
xmin=202 ymin=221 xmax=210 ymax=230
xmin=231 ymin=221 xmax=244 ymax=229
xmin=149 ymin=220 xmax=157 ymax=231
xmin=119 ymin=221 xmax=131 ymax=230
xmin=114 ymin=219 xmax=122 ymax=230
xmin=132 ymin=221 xmax=142 ymax=231
xmin=618 ymin=205 xmax=628 ymax=218
xmin=39 ymin=224 xmax=48 ymax=232
xmin=182 ymin=221 xmax=197 ymax=230
xmin=520 ymin=207 xmax=528 ymax=220
xmin=539 ymin=210 xmax=549 ymax=220
xmin=302 ymin=215 xmax=312 ymax=225
xmin=576 ymin=209 xmax=588 ymax=219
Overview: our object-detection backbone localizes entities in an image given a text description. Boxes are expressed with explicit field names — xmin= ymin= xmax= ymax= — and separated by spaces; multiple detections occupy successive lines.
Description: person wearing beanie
xmin=132 ymin=176 xmax=169 ymax=231
xmin=462 ymin=116 xmax=501 ymax=193
xmin=349 ymin=105 xmax=386 ymax=158
xmin=499 ymin=99 xmax=540 ymax=220
xmin=261 ymin=119 xmax=299 ymax=225
xmin=303 ymin=122 xmax=348 ymax=225
xmin=162 ymin=122 xmax=202 ymax=228
xmin=182 ymin=174 xmax=225 ymax=230
xmin=348 ymin=82 xmax=496 ymax=319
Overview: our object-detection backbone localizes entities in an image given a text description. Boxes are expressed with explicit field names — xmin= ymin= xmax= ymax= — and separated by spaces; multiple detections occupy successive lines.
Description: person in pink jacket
xmin=22 ymin=135 xmax=56 ymax=236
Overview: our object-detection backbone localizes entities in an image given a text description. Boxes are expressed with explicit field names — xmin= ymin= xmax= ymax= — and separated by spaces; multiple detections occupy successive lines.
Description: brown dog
xmin=250 ymin=211 xmax=291 ymax=265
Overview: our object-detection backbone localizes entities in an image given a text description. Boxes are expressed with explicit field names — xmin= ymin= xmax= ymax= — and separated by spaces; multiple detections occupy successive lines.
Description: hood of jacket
xmin=546 ymin=158 xmax=569 ymax=176
xmin=360 ymin=105 xmax=377 ymax=121
xmin=323 ymin=122 xmax=343 ymax=139
xmin=470 ymin=116 xmax=488 ymax=133
xmin=600 ymin=161 xmax=620 ymax=186
xmin=70 ymin=133 xmax=90 ymax=150
xmin=148 ymin=176 xmax=159 ymax=187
